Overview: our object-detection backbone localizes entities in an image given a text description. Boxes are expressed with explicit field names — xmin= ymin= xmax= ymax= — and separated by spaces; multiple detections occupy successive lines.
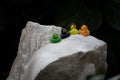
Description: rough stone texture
xmin=7 ymin=21 xmax=61 ymax=80
xmin=35 ymin=44 xmax=107 ymax=80
xmin=7 ymin=21 xmax=107 ymax=80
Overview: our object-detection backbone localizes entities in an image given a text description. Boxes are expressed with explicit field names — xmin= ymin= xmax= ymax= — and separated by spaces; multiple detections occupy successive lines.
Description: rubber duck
xmin=60 ymin=28 xmax=70 ymax=39
xmin=51 ymin=33 xmax=61 ymax=43
xmin=79 ymin=24 xmax=90 ymax=36
xmin=69 ymin=24 xmax=79 ymax=35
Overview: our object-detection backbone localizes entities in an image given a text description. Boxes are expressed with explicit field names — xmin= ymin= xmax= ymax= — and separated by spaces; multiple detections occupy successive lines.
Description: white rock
xmin=7 ymin=21 xmax=107 ymax=80
xmin=22 ymin=35 xmax=107 ymax=80
xmin=7 ymin=21 xmax=61 ymax=80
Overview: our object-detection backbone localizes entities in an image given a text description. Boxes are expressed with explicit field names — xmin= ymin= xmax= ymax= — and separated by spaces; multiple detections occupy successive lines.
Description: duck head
xmin=81 ymin=24 xmax=88 ymax=30
xmin=61 ymin=28 xmax=67 ymax=34
xmin=52 ymin=33 xmax=59 ymax=39
xmin=71 ymin=24 xmax=77 ymax=30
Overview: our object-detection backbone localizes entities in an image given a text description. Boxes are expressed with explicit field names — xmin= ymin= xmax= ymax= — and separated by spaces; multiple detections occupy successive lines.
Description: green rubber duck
xmin=51 ymin=33 xmax=61 ymax=43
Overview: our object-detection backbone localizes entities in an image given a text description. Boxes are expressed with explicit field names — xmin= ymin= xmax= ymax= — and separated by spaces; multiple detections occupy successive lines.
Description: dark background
xmin=0 ymin=0 xmax=120 ymax=80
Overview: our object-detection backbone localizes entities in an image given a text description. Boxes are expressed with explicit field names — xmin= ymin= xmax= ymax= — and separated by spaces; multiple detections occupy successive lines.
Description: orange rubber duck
xmin=79 ymin=24 xmax=90 ymax=36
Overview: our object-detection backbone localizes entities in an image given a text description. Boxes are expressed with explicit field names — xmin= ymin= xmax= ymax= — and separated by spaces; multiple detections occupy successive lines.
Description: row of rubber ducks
xmin=51 ymin=24 xmax=90 ymax=43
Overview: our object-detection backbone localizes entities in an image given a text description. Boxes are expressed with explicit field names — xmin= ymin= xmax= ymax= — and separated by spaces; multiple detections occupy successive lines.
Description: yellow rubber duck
xmin=69 ymin=24 xmax=79 ymax=35
xmin=79 ymin=24 xmax=90 ymax=36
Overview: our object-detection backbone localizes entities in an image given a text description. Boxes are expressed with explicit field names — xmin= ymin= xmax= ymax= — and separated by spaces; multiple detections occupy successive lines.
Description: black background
xmin=0 ymin=0 xmax=120 ymax=80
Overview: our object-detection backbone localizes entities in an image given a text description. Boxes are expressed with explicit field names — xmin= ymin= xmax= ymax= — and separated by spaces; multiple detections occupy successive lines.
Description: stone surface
xmin=22 ymin=34 xmax=107 ymax=80
xmin=7 ymin=21 xmax=61 ymax=80
xmin=35 ymin=45 xmax=107 ymax=80
xmin=7 ymin=21 xmax=107 ymax=80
